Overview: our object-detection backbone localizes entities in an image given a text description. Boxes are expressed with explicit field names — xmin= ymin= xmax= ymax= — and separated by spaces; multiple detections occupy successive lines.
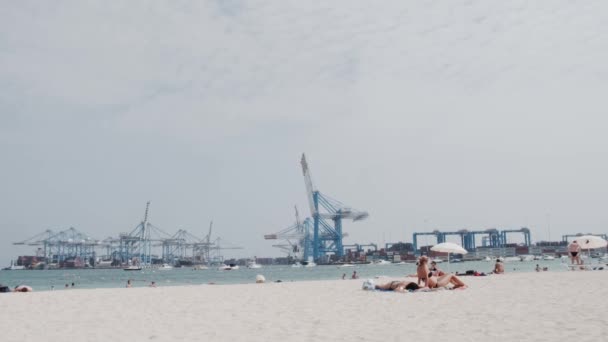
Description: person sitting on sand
xmin=429 ymin=261 xmax=445 ymax=277
xmin=426 ymin=274 xmax=467 ymax=289
xmin=417 ymin=256 xmax=430 ymax=286
xmin=494 ymin=259 xmax=505 ymax=274
xmin=374 ymin=280 xmax=420 ymax=293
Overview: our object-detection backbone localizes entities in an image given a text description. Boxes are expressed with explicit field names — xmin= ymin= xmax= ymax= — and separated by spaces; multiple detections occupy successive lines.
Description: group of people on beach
xmin=372 ymin=256 xmax=467 ymax=292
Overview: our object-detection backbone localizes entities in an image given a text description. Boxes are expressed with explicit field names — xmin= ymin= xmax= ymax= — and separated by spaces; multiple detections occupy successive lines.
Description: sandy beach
xmin=1 ymin=271 xmax=607 ymax=342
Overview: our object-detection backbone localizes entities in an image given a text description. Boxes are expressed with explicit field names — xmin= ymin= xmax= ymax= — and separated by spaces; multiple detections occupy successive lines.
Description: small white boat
xmin=520 ymin=255 xmax=535 ymax=262
xmin=291 ymin=262 xmax=303 ymax=268
xmin=192 ymin=265 xmax=208 ymax=270
xmin=431 ymin=258 xmax=444 ymax=264
xmin=158 ymin=263 xmax=173 ymax=270
xmin=2 ymin=260 xmax=25 ymax=270
xmin=533 ymin=255 xmax=543 ymax=260
xmin=542 ymin=255 xmax=555 ymax=261
xmin=123 ymin=265 xmax=142 ymax=271
xmin=503 ymin=256 xmax=521 ymax=262
xmin=219 ymin=263 xmax=239 ymax=271
xmin=247 ymin=261 xmax=262 ymax=269
xmin=303 ymin=261 xmax=317 ymax=268
xmin=374 ymin=259 xmax=391 ymax=265
xmin=483 ymin=256 xmax=495 ymax=262
xmin=338 ymin=263 xmax=355 ymax=268
xmin=302 ymin=257 xmax=316 ymax=267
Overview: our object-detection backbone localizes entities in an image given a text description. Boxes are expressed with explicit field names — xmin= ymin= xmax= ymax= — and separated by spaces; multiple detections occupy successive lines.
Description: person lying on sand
xmin=374 ymin=280 xmax=421 ymax=293
xmin=426 ymin=274 xmax=467 ymax=289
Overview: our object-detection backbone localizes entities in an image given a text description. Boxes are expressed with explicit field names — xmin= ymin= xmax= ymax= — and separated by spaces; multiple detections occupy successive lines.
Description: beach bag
xmin=0 ymin=285 xmax=10 ymax=293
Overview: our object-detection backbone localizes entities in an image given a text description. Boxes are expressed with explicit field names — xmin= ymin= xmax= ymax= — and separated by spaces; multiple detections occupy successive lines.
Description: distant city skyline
xmin=2 ymin=1 xmax=608 ymax=264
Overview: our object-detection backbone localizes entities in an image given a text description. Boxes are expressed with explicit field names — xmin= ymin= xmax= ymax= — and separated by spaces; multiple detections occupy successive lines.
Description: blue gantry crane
xmin=265 ymin=206 xmax=313 ymax=261
xmin=301 ymin=154 xmax=369 ymax=262
xmin=501 ymin=227 xmax=532 ymax=246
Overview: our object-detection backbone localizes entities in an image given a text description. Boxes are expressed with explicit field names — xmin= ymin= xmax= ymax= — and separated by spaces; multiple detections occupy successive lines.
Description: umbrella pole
xmin=447 ymin=253 xmax=450 ymax=273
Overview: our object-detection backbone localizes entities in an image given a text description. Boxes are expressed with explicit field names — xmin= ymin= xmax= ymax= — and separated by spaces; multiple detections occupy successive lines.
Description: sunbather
xmin=374 ymin=280 xmax=420 ymax=293
xmin=426 ymin=274 xmax=467 ymax=289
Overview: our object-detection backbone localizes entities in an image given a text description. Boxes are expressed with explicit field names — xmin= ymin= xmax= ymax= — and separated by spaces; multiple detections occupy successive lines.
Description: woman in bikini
xmin=374 ymin=280 xmax=420 ymax=292
xmin=426 ymin=273 xmax=467 ymax=289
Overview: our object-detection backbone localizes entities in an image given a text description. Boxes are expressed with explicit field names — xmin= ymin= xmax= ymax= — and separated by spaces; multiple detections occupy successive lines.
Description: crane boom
xmin=301 ymin=154 xmax=317 ymax=216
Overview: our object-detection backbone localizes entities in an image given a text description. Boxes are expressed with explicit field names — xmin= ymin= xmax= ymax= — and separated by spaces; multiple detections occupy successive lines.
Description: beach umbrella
xmin=431 ymin=242 xmax=468 ymax=272
xmin=576 ymin=235 xmax=607 ymax=250
xmin=575 ymin=235 xmax=608 ymax=259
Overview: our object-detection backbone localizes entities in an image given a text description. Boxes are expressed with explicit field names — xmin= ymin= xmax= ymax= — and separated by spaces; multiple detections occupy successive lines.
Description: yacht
xmin=247 ymin=260 xmax=262 ymax=269
xmin=123 ymin=265 xmax=142 ymax=271
xmin=374 ymin=259 xmax=392 ymax=265
xmin=291 ymin=262 xmax=303 ymax=268
xmin=2 ymin=260 xmax=25 ymax=270
xmin=219 ymin=263 xmax=239 ymax=271
xmin=158 ymin=263 xmax=173 ymax=270
xmin=503 ymin=256 xmax=521 ymax=262
xmin=520 ymin=255 xmax=535 ymax=262
xmin=303 ymin=260 xmax=317 ymax=268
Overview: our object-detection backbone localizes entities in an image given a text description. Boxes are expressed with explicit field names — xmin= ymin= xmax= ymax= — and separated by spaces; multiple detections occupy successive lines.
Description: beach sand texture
xmin=0 ymin=272 xmax=606 ymax=342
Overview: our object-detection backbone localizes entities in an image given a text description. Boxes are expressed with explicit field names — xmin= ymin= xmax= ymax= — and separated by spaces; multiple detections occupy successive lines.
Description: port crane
xmin=264 ymin=206 xmax=313 ymax=260
xmin=301 ymin=154 xmax=369 ymax=262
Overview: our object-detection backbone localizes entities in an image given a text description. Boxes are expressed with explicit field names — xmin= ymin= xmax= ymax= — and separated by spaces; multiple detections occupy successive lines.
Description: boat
xmin=218 ymin=263 xmax=240 ymax=271
xmin=520 ymin=255 xmax=535 ymax=262
xmin=483 ymin=256 xmax=495 ymax=262
xmin=123 ymin=265 xmax=142 ymax=271
xmin=2 ymin=260 xmax=25 ymax=270
xmin=542 ymin=255 xmax=555 ymax=261
xmin=247 ymin=261 xmax=262 ymax=269
xmin=431 ymin=258 xmax=444 ymax=264
xmin=373 ymin=259 xmax=391 ymax=265
xmin=503 ymin=256 xmax=521 ymax=262
xmin=303 ymin=260 xmax=317 ymax=268
xmin=291 ymin=262 xmax=303 ymax=268
xmin=158 ymin=263 xmax=173 ymax=270
xmin=338 ymin=263 xmax=355 ymax=268
xmin=192 ymin=265 xmax=209 ymax=270
xmin=301 ymin=257 xmax=316 ymax=268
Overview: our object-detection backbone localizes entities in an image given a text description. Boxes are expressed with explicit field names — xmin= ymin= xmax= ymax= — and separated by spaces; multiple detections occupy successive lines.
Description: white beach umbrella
xmin=431 ymin=242 xmax=468 ymax=272
xmin=575 ymin=236 xmax=607 ymax=259
xmin=575 ymin=235 xmax=607 ymax=250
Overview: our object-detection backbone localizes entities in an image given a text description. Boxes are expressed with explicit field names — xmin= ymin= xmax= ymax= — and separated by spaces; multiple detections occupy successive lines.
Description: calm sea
xmin=0 ymin=259 xmax=581 ymax=292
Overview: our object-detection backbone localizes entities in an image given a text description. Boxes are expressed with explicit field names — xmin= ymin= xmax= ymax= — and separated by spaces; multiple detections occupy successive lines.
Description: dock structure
xmin=10 ymin=202 xmax=240 ymax=269
xmin=413 ymin=227 xmax=532 ymax=255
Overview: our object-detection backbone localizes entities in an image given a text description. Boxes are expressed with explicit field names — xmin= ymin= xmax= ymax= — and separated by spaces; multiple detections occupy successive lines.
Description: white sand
xmin=1 ymin=272 xmax=607 ymax=342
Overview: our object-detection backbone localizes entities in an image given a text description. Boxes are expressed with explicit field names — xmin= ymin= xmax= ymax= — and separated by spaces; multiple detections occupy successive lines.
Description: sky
xmin=1 ymin=0 xmax=608 ymax=264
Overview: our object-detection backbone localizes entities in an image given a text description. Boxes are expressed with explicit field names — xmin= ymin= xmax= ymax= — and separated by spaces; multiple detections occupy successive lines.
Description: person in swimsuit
xmin=426 ymin=274 xmax=467 ymax=289
xmin=417 ymin=256 xmax=430 ymax=286
xmin=494 ymin=259 xmax=505 ymax=274
xmin=568 ymin=240 xmax=582 ymax=265
xmin=374 ymin=280 xmax=420 ymax=293
xmin=429 ymin=261 xmax=445 ymax=277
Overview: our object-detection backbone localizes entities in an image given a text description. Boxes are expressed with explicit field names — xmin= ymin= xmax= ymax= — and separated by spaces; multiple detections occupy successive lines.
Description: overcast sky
xmin=1 ymin=0 xmax=607 ymax=264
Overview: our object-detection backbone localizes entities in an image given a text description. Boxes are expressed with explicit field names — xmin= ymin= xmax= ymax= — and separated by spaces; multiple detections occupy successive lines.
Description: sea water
xmin=0 ymin=259 xmax=592 ymax=291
